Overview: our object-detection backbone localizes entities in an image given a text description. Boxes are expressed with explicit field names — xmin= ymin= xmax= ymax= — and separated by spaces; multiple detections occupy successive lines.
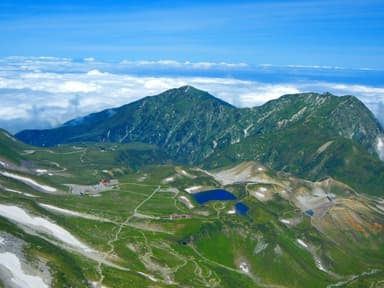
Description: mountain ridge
xmin=15 ymin=86 xmax=384 ymax=195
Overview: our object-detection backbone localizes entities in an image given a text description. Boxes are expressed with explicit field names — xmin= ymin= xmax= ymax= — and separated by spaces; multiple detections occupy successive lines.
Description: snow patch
xmin=0 ymin=252 xmax=48 ymax=288
xmin=239 ymin=262 xmax=249 ymax=273
xmin=39 ymin=203 xmax=83 ymax=217
xmin=178 ymin=196 xmax=194 ymax=209
xmin=376 ymin=136 xmax=384 ymax=161
xmin=137 ymin=271 xmax=158 ymax=282
xmin=178 ymin=169 xmax=196 ymax=178
xmin=0 ymin=171 xmax=57 ymax=193
xmin=163 ymin=176 xmax=175 ymax=183
xmin=38 ymin=203 xmax=108 ymax=223
xmin=0 ymin=205 xmax=93 ymax=252
xmin=185 ymin=186 xmax=202 ymax=194
xmin=314 ymin=256 xmax=327 ymax=272
xmin=2 ymin=132 xmax=16 ymax=142
xmin=252 ymin=186 xmax=269 ymax=200
xmin=2 ymin=187 xmax=38 ymax=198
xmin=280 ymin=219 xmax=290 ymax=224
xmin=243 ymin=124 xmax=253 ymax=137
xmin=91 ymin=281 xmax=110 ymax=288
xmin=297 ymin=239 xmax=308 ymax=248
xmin=255 ymin=192 xmax=265 ymax=198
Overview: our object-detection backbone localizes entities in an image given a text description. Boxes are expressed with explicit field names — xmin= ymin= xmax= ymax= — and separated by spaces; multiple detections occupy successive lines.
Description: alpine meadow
xmin=0 ymin=1 xmax=383 ymax=288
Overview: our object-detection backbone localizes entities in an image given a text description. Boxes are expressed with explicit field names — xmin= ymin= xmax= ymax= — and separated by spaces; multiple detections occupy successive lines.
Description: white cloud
xmin=86 ymin=69 xmax=108 ymax=76
xmin=84 ymin=57 xmax=96 ymax=62
xmin=59 ymin=81 xmax=99 ymax=93
xmin=258 ymin=64 xmax=345 ymax=70
xmin=188 ymin=61 xmax=248 ymax=69
xmin=144 ymin=79 xmax=178 ymax=90
xmin=0 ymin=57 xmax=383 ymax=133
xmin=320 ymin=83 xmax=384 ymax=95
xmin=119 ymin=59 xmax=248 ymax=69
xmin=0 ymin=106 xmax=30 ymax=120
xmin=238 ymin=85 xmax=301 ymax=106
xmin=285 ymin=64 xmax=345 ymax=70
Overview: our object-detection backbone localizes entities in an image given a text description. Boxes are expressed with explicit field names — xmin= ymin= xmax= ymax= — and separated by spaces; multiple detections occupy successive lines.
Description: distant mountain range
xmin=15 ymin=86 xmax=384 ymax=195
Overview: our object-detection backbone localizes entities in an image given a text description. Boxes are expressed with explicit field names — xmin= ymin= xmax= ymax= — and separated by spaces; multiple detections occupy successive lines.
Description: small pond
xmin=235 ymin=202 xmax=249 ymax=217
xmin=192 ymin=189 xmax=237 ymax=204
xmin=305 ymin=209 xmax=314 ymax=217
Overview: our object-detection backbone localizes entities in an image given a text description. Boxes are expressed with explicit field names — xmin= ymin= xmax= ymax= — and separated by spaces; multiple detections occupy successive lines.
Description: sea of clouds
xmin=0 ymin=56 xmax=383 ymax=133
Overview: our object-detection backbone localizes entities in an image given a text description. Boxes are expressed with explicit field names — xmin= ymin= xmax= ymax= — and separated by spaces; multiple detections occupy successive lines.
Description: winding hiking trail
xmin=80 ymin=148 xmax=87 ymax=163
xmin=95 ymin=185 xmax=161 ymax=287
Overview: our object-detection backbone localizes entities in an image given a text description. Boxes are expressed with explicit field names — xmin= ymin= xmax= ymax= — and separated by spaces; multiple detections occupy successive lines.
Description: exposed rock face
xmin=16 ymin=87 xmax=384 ymax=160
xmin=15 ymin=86 xmax=384 ymax=195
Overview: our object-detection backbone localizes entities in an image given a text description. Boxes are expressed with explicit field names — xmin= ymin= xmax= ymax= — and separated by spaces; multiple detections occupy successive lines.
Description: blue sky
xmin=0 ymin=0 xmax=383 ymax=133
xmin=1 ymin=0 xmax=383 ymax=68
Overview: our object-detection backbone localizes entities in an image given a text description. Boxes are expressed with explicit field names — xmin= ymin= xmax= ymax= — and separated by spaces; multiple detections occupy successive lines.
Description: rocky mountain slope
xmin=1 ymin=112 xmax=384 ymax=287
xmin=16 ymin=86 xmax=384 ymax=195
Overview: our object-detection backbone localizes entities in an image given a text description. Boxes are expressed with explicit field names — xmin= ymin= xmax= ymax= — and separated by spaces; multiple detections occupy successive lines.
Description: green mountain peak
xmin=15 ymin=87 xmax=384 ymax=195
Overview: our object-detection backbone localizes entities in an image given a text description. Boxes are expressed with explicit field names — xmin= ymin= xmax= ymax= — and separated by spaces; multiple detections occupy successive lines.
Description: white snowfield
xmin=0 ymin=251 xmax=48 ymax=288
xmin=184 ymin=186 xmax=202 ymax=194
xmin=0 ymin=171 xmax=57 ymax=193
xmin=137 ymin=271 xmax=158 ymax=282
xmin=179 ymin=169 xmax=196 ymax=179
xmin=91 ymin=281 xmax=110 ymax=288
xmin=280 ymin=219 xmax=290 ymax=224
xmin=377 ymin=136 xmax=384 ymax=161
xmin=39 ymin=203 xmax=85 ymax=217
xmin=162 ymin=176 xmax=175 ymax=183
xmin=0 ymin=204 xmax=93 ymax=252
xmin=314 ymin=255 xmax=327 ymax=272
xmin=178 ymin=196 xmax=194 ymax=209
xmin=239 ymin=262 xmax=250 ymax=273
xmin=39 ymin=203 xmax=117 ymax=223
xmin=2 ymin=132 xmax=16 ymax=142
xmin=255 ymin=192 xmax=265 ymax=198
xmin=2 ymin=187 xmax=38 ymax=198
xmin=297 ymin=239 xmax=308 ymax=248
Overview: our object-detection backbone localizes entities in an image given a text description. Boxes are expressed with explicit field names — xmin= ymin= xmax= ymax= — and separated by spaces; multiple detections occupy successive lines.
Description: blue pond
xmin=192 ymin=189 xmax=237 ymax=204
xmin=235 ymin=202 xmax=249 ymax=217
xmin=305 ymin=209 xmax=314 ymax=217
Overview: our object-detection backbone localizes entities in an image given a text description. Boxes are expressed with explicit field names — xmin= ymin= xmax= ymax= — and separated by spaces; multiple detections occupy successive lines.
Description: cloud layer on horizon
xmin=0 ymin=57 xmax=383 ymax=133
